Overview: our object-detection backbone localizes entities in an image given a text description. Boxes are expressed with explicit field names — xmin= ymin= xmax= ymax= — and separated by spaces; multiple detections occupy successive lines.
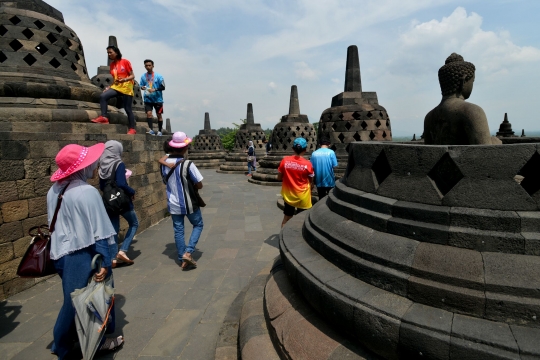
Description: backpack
xmin=162 ymin=159 xmax=206 ymax=208
xmin=102 ymin=162 xmax=131 ymax=214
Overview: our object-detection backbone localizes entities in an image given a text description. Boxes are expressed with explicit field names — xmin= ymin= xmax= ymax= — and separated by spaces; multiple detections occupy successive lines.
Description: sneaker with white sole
xmin=147 ymin=130 xmax=156 ymax=135
xmin=157 ymin=131 xmax=162 ymax=136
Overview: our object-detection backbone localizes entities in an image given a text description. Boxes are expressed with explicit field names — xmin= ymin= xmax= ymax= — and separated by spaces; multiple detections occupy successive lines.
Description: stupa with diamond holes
xmin=90 ymin=35 xmax=148 ymax=123
xmin=189 ymin=112 xmax=226 ymax=168
xmin=266 ymin=53 xmax=540 ymax=359
xmin=217 ymin=103 xmax=266 ymax=173
xmin=318 ymin=45 xmax=391 ymax=178
xmin=249 ymin=85 xmax=316 ymax=186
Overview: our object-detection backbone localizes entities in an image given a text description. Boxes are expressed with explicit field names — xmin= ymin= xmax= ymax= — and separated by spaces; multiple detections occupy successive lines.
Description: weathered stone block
xmin=12 ymin=122 xmax=50 ymax=133
xmin=13 ymin=236 xmax=31 ymax=258
xmin=22 ymin=214 xmax=48 ymax=235
xmin=0 ymin=258 xmax=20 ymax=283
xmin=29 ymin=141 xmax=59 ymax=159
xmin=0 ymin=181 xmax=19 ymax=202
xmin=450 ymin=207 xmax=521 ymax=233
xmin=3 ymin=277 xmax=35 ymax=298
xmin=23 ymin=159 xmax=51 ymax=179
xmin=0 ymin=242 xmax=14 ymax=263
xmin=16 ymin=179 xmax=36 ymax=199
xmin=392 ymin=201 xmax=450 ymax=225
xmin=34 ymin=176 xmax=51 ymax=196
xmin=0 ymin=141 xmax=29 ymax=160
xmin=1 ymin=200 xmax=29 ymax=222
xmin=0 ymin=221 xmax=23 ymax=243
xmin=28 ymin=196 xmax=47 ymax=217
xmin=511 ymin=325 xmax=540 ymax=359
xmin=0 ymin=161 xmax=25 ymax=182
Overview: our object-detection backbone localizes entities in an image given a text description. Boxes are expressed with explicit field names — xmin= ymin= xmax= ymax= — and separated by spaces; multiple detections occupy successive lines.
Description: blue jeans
xmin=247 ymin=161 xmax=256 ymax=174
xmin=52 ymin=243 xmax=114 ymax=359
xmin=109 ymin=209 xmax=139 ymax=258
xmin=172 ymin=209 xmax=204 ymax=262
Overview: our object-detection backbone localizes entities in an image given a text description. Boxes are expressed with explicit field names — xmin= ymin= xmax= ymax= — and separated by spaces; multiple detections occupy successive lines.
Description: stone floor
xmin=0 ymin=169 xmax=284 ymax=359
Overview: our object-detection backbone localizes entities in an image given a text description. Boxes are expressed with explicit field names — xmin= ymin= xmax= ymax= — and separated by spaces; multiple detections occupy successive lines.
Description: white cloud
xmin=268 ymin=82 xmax=277 ymax=93
xmin=294 ymin=62 xmax=318 ymax=80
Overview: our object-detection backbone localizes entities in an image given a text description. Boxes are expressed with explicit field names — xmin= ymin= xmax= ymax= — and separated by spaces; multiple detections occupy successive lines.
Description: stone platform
xmin=0 ymin=170 xmax=283 ymax=359
xmin=277 ymin=142 xmax=540 ymax=360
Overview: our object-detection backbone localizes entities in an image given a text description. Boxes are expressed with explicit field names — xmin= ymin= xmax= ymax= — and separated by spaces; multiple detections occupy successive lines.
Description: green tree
xmin=312 ymin=122 xmax=319 ymax=134
xmin=217 ymin=119 xmax=246 ymax=151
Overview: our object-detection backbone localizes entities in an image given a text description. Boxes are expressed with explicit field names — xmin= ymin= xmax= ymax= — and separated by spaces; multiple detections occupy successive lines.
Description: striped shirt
xmin=162 ymin=157 xmax=203 ymax=215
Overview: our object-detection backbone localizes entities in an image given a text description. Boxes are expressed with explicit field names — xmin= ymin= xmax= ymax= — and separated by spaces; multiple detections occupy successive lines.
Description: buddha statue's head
xmin=438 ymin=53 xmax=476 ymax=99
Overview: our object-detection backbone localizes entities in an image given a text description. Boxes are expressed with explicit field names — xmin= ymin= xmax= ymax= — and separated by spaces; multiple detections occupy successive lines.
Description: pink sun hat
xmin=51 ymin=143 xmax=105 ymax=182
xmin=169 ymin=131 xmax=192 ymax=148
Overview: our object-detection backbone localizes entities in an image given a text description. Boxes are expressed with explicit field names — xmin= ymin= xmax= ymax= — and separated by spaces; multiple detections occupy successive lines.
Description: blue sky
xmin=47 ymin=0 xmax=540 ymax=138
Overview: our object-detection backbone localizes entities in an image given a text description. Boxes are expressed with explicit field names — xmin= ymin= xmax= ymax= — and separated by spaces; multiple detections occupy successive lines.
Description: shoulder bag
xmin=102 ymin=162 xmax=131 ymax=214
xmin=17 ymin=182 xmax=70 ymax=278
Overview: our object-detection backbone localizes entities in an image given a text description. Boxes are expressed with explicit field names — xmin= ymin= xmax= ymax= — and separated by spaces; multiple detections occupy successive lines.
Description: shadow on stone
xmin=264 ymin=234 xmax=280 ymax=249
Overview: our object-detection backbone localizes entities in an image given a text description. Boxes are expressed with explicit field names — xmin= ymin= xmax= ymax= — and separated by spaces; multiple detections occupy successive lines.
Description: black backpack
xmin=102 ymin=162 xmax=131 ymax=214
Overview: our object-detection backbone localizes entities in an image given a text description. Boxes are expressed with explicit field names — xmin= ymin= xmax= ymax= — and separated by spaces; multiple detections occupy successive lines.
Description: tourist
xmin=91 ymin=45 xmax=137 ymax=135
xmin=264 ymin=138 xmax=272 ymax=155
xmin=246 ymin=140 xmax=256 ymax=176
xmin=310 ymin=137 xmax=338 ymax=200
xmin=48 ymin=144 xmax=123 ymax=359
xmin=161 ymin=132 xmax=204 ymax=270
xmin=99 ymin=140 xmax=138 ymax=268
xmin=277 ymin=137 xmax=314 ymax=227
xmin=139 ymin=59 xmax=166 ymax=136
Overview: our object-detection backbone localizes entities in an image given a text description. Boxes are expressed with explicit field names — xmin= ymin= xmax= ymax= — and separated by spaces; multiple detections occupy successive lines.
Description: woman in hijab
xmin=245 ymin=140 xmax=256 ymax=177
xmin=99 ymin=140 xmax=138 ymax=267
xmin=48 ymin=144 xmax=124 ymax=359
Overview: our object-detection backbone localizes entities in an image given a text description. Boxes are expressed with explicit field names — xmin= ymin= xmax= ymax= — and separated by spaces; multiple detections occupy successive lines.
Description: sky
xmin=46 ymin=0 xmax=540 ymax=138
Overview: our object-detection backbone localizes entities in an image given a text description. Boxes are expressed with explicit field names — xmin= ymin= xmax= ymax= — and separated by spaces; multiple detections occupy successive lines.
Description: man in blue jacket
xmin=140 ymin=59 xmax=166 ymax=135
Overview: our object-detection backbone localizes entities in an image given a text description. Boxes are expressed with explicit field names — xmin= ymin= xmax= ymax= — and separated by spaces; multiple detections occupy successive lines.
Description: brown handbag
xmin=16 ymin=183 xmax=69 ymax=278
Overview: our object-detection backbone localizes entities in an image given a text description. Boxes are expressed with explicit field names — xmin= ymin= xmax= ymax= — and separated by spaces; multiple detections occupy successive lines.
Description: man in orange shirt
xmin=277 ymin=137 xmax=314 ymax=227
xmin=91 ymin=46 xmax=137 ymax=134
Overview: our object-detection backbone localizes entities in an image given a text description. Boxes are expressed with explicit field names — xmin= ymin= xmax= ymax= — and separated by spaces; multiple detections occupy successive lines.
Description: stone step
xmin=280 ymin=212 xmax=540 ymax=359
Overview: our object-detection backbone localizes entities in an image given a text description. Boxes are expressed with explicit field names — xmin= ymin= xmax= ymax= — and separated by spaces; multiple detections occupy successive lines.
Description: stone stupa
xmin=247 ymin=52 xmax=540 ymax=360
xmin=189 ymin=112 xmax=227 ymax=168
xmin=496 ymin=113 xmax=516 ymax=138
xmin=90 ymin=35 xmax=147 ymax=123
xmin=249 ymin=85 xmax=316 ymax=186
xmin=318 ymin=45 xmax=392 ymax=177
xmin=217 ymin=103 xmax=266 ymax=174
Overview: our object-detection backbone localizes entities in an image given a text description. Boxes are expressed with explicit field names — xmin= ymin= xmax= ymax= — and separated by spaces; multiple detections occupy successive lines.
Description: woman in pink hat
xmin=48 ymin=144 xmax=124 ymax=358
xmin=160 ymin=132 xmax=204 ymax=270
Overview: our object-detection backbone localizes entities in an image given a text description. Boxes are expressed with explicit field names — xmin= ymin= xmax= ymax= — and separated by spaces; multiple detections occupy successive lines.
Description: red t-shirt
xmin=278 ymin=155 xmax=314 ymax=209
xmin=110 ymin=59 xmax=134 ymax=96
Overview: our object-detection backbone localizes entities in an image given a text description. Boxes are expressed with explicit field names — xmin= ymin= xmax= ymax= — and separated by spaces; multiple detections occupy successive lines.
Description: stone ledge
xmin=280 ymin=212 xmax=540 ymax=359
xmin=331 ymin=181 xmax=539 ymax=255
xmin=265 ymin=257 xmax=379 ymax=360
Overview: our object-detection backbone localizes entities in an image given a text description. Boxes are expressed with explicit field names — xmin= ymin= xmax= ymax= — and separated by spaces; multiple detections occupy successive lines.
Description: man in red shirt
xmin=91 ymin=46 xmax=137 ymax=134
xmin=277 ymin=137 xmax=314 ymax=227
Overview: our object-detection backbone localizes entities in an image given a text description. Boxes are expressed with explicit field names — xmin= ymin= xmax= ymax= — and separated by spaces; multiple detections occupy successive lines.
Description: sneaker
xmin=91 ymin=116 xmax=109 ymax=124
xmin=157 ymin=131 xmax=162 ymax=136
xmin=127 ymin=129 xmax=137 ymax=135
xmin=147 ymin=130 xmax=156 ymax=135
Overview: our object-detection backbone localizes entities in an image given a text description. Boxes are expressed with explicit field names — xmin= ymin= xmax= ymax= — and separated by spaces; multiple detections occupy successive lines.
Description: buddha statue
xmin=424 ymin=53 xmax=500 ymax=145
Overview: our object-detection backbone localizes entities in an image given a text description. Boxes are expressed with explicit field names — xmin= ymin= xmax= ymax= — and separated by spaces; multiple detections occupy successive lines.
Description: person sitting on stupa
xmin=424 ymin=53 xmax=501 ymax=145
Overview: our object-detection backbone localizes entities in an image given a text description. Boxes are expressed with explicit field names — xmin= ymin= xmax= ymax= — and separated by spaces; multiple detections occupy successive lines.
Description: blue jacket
xmin=99 ymin=162 xmax=135 ymax=211
xmin=139 ymin=72 xmax=165 ymax=103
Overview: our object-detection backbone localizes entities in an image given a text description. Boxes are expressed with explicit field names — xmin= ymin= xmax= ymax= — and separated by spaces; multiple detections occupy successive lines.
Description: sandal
xmin=116 ymin=252 xmax=134 ymax=265
xmin=182 ymin=253 xmax=197 ymax=268
xmin=180 ymin=261 xmax=189 ymax=271
xmin=98 ymin=335 xmax=124 ymax=352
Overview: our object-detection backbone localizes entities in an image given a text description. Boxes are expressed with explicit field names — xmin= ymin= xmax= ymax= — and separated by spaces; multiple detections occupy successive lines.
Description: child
xmin=160 ymin=132 xmax=204 ymax=270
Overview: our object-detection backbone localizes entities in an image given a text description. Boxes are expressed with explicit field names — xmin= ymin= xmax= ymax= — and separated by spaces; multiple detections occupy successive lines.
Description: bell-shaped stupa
xmin=189 ymin=112 xmax=227 ymax=168
xmin=217 ymin=103 xmax=266 ymax=173
xmin=249 ymin=85 xmax=316 ymax=185
xmin=496 ymin=113 xmax=516 ymax=137
xmin=318 ymin=45 xmax=392 ymax=177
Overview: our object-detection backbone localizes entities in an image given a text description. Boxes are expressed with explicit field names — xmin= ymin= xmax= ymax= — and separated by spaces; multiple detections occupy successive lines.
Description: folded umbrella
xmin=71 ymin=254 xmax=115 ymax=360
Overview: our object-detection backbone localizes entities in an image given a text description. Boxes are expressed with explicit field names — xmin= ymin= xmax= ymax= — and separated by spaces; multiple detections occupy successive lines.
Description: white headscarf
xmin=47 ymin=160 xmax=116 ymax=260
xmin=98 ymin=140 xmax=123 ymax=180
